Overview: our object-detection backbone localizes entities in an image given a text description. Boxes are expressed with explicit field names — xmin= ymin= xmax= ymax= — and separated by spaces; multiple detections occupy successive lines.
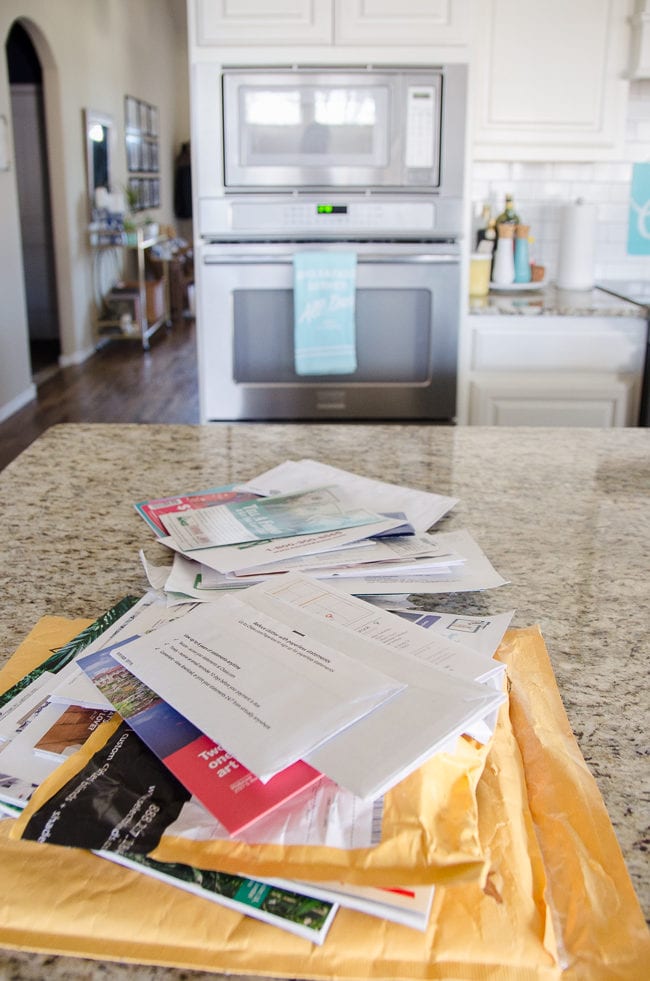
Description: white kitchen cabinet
xmin=193 ymin=0 xmax=469 ymax=48
xmin=468 ymin=374 xmax=637 ymax=426
xmin=334 ymin=1 xmax=470 ymax=47
xmin=194 ymin=0 xmax=333 ymax=46
xmin=471 ymin=0 xmax=633 ymax=161
xmin=461 ymin=314 xmax=648 ymax=426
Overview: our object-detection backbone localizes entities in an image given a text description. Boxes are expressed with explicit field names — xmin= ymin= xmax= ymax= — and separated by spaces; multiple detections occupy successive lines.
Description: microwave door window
xmin=235 ymin=85 xmax=389 ymax=184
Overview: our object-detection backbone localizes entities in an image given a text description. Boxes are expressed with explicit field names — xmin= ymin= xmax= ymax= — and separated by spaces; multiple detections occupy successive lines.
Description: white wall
xmin=0 ymin=0 xmax=189 ymax=422
xmin=470 ymin=80 xmax=650 ymax=283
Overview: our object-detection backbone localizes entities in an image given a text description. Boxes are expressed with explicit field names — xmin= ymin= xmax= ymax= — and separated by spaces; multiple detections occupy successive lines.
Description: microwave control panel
xmin=405 ymin=87 xmax=436 ymax=170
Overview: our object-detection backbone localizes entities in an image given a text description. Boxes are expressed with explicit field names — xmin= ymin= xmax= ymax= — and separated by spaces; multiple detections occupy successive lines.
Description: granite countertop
xmin=0 ymin=423 xmax=648 ymax=980
xmin=469 ymin=282 xmax=649 ymax=316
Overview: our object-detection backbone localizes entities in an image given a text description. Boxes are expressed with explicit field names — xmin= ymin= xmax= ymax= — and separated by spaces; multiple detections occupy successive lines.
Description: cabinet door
xmin=195 ymin=0 xmax=332 ymax=46
xmin=334 ymin=0 xmax=470 ymax=46
xmin=468 ymin=374 xmax=637 ymax=426
xmin=471 ymin=0 xmax=632 ymax=160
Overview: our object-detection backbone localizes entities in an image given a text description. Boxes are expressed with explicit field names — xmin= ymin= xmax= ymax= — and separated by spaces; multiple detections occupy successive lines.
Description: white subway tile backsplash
xmin=537 ymin=181 xmax=568 ymax=199
xmin=592 ymin=162 xmax=633 ymax=182
xmin=581 ymin=182 xmax=615 ymax=202
xmin=597 ymin=202 xmax=629 ymax=222
xmin=475 ymin=162 xmax=512 ymax=181
xmin=625 ymin=142 xmax=650 ymax=162
xmin=601 ymin=222 xmax=630 ymax=244
xmin=634 ymin=122 xmax=650 ymax=142
xmin=609 ymin=182 xmax=634 ymax=202
xmin=511 ymin=161 xmax=554 ymax=181
xmin=552 ymin=163 xmax=594 ymax=181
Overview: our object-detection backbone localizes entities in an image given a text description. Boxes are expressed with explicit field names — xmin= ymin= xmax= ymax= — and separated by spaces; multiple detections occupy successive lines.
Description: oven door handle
xmin=202 ymin=252 xmax=460 ymax=265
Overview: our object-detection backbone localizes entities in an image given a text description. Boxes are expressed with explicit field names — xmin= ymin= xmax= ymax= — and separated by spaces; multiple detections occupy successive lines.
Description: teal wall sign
xmin=628 ymin=162 xmax=650 ymax=254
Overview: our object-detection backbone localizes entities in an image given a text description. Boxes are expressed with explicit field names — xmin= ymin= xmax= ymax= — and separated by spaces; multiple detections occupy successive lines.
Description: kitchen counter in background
xmin=469 ymin=283 xmax=648 ymax=316
xmin=463 ymin=285 xmax=649 ymax=426
xmin=0 ymin=423 xmax=648 ymax=979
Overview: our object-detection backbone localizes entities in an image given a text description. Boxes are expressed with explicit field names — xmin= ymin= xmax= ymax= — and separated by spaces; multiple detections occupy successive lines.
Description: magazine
xmin=134 ymin=485 xmax=259 ymax=536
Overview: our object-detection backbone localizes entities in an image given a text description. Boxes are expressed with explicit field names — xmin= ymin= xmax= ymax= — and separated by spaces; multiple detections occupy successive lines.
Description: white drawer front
xmin=470 ymin=318 xmax=647 ymax=373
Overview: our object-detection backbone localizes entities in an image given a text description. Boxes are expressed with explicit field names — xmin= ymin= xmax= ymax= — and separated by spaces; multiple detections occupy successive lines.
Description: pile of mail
xmin=138 ymin=458 xmax=508 ymax=599
xmin=0 ymin=459 xmax=514 ymax=944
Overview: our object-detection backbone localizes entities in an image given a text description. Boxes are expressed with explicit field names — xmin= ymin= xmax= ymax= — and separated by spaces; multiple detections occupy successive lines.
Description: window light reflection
xmin=244 ymin=89 xmax=376 ymax=127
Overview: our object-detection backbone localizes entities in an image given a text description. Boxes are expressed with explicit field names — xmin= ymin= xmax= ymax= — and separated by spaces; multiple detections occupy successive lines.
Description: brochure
xmin=159 ymin=485 xmax=401 ymax=551
xmin=134 ymin=485 xmax=259 ymax=536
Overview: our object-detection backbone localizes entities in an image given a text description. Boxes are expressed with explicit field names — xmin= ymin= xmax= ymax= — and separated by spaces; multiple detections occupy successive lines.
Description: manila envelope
xmin=0 ymin=618 xmax=648 ymax=979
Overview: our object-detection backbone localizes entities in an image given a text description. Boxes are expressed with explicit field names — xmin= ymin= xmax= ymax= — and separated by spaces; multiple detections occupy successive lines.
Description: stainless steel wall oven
xmin=192 ymin=63 xmax=468 ymax=421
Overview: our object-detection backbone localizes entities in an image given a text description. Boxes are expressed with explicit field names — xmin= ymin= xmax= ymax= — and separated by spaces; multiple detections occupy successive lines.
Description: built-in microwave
xmin=192 ymin=64 xmax=467 ymax=238
xmin=222 ymin=67 xmax=451 ymax=191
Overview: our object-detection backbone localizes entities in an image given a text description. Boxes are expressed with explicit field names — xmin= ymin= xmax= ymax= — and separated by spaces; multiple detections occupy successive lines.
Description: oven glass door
xmin=198 ymin=247 xmax=460 ymax=420
xmin=232 ymin=289 xmax=430 ymax=383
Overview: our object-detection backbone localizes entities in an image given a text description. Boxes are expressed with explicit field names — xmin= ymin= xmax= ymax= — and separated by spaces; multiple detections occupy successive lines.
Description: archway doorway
xmin=6 ymin=20 xmax=60 ymax=382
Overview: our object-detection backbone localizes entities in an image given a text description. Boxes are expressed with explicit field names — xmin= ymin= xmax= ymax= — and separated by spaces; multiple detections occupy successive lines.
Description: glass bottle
xmin=496 ymin=194 xmax=520 ymax=226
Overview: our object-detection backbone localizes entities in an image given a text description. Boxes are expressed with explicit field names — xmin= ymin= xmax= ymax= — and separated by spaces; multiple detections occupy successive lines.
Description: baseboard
xmin=59 ymin=344 xmax=96 ymax=368
xmin=0 ymin=383 xmax=37 ymax=423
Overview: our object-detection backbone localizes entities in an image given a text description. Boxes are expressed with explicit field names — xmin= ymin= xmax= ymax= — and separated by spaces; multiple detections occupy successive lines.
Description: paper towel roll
xmin=556 ymin=199 xmax=597 ymax=291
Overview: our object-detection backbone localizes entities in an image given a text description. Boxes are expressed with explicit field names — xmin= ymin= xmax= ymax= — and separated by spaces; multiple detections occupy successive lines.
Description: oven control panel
xmin=226 ymin=199 xmax=436 ymax=235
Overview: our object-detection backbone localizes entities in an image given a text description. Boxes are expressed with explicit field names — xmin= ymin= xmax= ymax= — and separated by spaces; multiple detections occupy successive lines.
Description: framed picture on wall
xmin=124 ymin=95 xmax=160 ymax=209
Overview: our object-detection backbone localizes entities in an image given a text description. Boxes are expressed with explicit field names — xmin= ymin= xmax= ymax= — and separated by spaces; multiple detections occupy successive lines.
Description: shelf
xmin=91 ymin=228 xmax=172 ymax=350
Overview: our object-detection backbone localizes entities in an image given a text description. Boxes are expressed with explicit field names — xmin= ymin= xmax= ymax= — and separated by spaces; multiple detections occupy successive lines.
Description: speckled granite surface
xmin=469 ymin=283 xmax=648 ymax=316
xmin=0 ymin=423 xmax=648 ymax=979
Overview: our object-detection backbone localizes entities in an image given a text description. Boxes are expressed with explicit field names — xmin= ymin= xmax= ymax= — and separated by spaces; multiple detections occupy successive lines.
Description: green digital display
xmin=316 ymin=204 xmax=348 ymax=215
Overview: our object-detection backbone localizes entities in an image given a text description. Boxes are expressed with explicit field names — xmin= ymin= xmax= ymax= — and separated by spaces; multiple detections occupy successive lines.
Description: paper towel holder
xmin=556 ymin=197 xmax=597 ymax=292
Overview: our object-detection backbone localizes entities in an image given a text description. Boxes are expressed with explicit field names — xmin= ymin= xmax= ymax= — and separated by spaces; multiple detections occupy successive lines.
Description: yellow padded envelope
xmin=0 ymin=618 xmax=648 ymax=979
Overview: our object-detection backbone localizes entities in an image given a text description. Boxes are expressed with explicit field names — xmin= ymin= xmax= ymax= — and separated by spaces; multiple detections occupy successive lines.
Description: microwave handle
xmin=203 ymin=252 xmax=460 ymax=265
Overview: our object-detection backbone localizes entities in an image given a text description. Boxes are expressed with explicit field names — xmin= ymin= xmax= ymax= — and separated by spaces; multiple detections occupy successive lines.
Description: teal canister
xmin=514 ymin=224 xmax=531 ymax=283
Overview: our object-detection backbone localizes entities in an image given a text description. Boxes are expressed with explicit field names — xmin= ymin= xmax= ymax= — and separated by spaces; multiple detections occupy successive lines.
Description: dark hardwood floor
xmin=0 ymin=320 xmax=199 ymax=471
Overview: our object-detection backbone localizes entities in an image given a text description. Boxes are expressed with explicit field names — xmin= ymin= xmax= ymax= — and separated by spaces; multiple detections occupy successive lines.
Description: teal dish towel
xmin=293 ymin=251 xmax=358 ymax=375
